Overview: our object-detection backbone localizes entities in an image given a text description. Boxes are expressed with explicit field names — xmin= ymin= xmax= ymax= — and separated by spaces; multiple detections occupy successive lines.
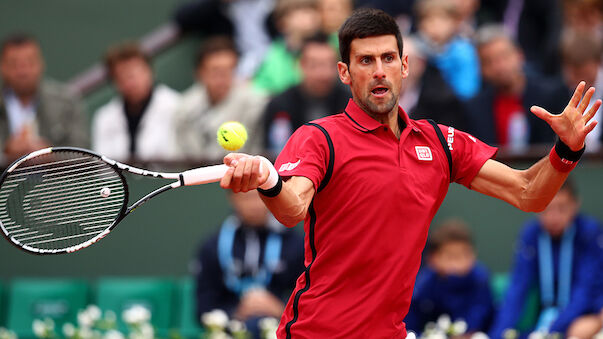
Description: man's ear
xmin=401 ymin=54 xmax=409 ymax=79
xmin=337 ymin=61 xmax=351 ymax=85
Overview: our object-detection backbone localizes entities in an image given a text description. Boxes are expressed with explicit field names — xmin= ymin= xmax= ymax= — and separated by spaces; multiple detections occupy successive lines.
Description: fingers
xmin=585 ymin=120 xmax=598 ymax=135
xmin=530 ymin=105 xmax=552 ymax=122
xmin=223 ymin=153 xmax=249 ymax=166
xmin=569 ymin=81 xmax=586 ymax=108
xmin=584 ymin=99 xmax=602 ymax=122
xmin=221 ymin=155 xmax=265 ymax=193
xmin=578 ymin=87 xmax=596 ymax=114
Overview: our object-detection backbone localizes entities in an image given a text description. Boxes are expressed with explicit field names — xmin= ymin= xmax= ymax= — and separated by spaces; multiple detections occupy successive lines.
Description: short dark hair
xmin=104 ymin=42 xmax=150 ymax=78
xmin=427 ymin=219 xmax=473 ymax=254
xmin=338 ymin=8 xmax=403 ymax=65
xmin=301 ymin=32 xmax=332 ymax=54
xmin=560 ymin=29 xmax=603 ymax=66
xmin=195 ymin=36 xmax=238 ymax=68
xmin=1 ymin=33 xmax=39 ymax=57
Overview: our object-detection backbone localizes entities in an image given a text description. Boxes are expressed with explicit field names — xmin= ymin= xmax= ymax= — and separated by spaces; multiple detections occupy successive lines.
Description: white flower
xmin=33 ymin=319 xmax=46 ymax=337
xmin=436 ymin=314 xmax=451 ymax=331
xmin=103 ymin=330 xmax=125 ymax=339
xmin=86 ymin=305 xmax=102 ymax=322
xmin=471 ymin=332 xmax=490 ymax=339
xmin=264 ymin=331 xmax=277 ymax=339
xmin=79 ymin=327 xmax=94 ymax=339
xmin=78 ymin=309 xmax=94 ymax=328
xmin=201 ymin=309 xmax=229 ymax=329
xmin=405 ymin=331 xmax=416 ymax=339
xmin=62 ymin=323 xmax=76 ymax=337
xmin=228 ymin=320 xmax=246 ymax=333
xmin=0 ymin=328 xmax=17 ymax=339
xmin=451 ymin=320 xmax=468 ymax=335
xmin=208 ymin=332 xmax=231 ymax=339
xmin=258 ymin=317 xmax=279 ymax=331
xmin=138 ymin=323 xmax=154 ymax=339
xmin=122 ymin=305 xmax=151 ymax=325
xmin=527 ymin=332 xmax=547 ymax=339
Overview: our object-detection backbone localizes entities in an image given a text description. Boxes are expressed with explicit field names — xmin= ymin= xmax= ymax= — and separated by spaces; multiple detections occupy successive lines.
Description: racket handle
xmin=181 ymin=164 xmax=229 ymax=186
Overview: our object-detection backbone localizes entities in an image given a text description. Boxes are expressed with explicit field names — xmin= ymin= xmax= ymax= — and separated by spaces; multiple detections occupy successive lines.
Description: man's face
xmin=539 ymin=190 xmax=579 ymax=238
xmin=429 ymin=241 xmax=476 ymax=277
xmin=478 ymin=37 xmax=523 ymax=90
xmin=230 ymin=190 xmax=268 ymax=227
xmin=300 ymin=42 xmax=337 ymax=97
xmin=0 ymin=42 xmax=44 ymax=97
xmin=111 ymin=57 xmax=153 ymax=104
xmin=337 ymin=35 xmax=408 ymax=117
xmin=198 ymin=50 xmax=237 ymax=104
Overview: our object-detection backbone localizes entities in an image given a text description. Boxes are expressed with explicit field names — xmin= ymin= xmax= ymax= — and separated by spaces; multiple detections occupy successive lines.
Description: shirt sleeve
xmin=274 ymin=124 xmax=330 ymax=191
xmin=442 ymin=125 xmax=498 ymax=188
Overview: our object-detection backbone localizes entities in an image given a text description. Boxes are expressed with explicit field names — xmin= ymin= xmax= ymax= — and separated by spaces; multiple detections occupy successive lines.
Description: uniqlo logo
xmin=415 ymin=146 xmax=432 ymax=161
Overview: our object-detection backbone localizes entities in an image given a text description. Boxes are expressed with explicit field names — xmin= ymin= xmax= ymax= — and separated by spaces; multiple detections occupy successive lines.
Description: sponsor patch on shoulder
xmin=415 ymin=146 xmax=433 ymax=161
xmin=279 ymin=159 xmax=301 ymax=172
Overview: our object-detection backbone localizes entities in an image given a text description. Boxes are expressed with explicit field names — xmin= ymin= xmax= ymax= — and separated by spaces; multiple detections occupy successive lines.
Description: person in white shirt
xmin=92 ymin=42 xmax=180 ymax=162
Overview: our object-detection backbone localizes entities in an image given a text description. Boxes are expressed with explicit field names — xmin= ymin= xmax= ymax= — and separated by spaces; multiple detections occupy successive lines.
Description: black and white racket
xmin=0 ymin=147 xmax=229 ymax=254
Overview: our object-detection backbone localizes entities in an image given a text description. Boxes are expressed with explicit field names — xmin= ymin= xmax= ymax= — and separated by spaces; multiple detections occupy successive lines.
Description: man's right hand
xmin=4 ymin=125 xmax=49 ymax=163
xmin=220 ymin=153 xmax=271 ymax=193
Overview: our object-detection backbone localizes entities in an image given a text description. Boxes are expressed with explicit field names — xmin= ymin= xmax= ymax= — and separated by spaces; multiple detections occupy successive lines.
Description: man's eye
xmin=385 ymin=55 xmax=394 ymax=62
xmin=360 ymin=57 xmax=370 ymax=64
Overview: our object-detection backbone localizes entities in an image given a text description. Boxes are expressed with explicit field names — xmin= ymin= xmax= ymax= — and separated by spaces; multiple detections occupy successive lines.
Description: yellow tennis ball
xmin=217 ymin=121 xmax=248 ymax=151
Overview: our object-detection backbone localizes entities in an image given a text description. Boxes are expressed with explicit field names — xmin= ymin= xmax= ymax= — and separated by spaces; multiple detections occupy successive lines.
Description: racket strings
xmin=0 ymin=151 xmax=126 ymax=252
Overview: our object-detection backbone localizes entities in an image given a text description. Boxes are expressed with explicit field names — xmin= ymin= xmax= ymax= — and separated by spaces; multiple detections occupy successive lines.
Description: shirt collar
xmin=343 ymin=98 xmax=420 ymax=133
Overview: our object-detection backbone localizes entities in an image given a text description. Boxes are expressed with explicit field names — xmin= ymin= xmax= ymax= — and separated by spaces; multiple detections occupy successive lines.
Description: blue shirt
xmin=489 ymin=214 xmax=602 ymax=338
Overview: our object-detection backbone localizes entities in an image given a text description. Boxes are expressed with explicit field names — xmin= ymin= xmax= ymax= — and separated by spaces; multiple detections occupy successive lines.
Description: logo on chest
xmin=414 ymin=146 xmax=433 ymax=161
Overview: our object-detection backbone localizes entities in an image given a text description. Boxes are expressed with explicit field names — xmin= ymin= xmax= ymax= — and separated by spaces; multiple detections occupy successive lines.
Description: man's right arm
xmin=219 ymin=154 xmax=315 ymax=227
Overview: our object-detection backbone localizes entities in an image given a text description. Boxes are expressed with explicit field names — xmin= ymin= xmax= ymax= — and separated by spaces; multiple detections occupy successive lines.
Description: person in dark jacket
xmin=193 ymin=190 xmax=304 ymax=337
xmin=489 ymin=179 xmax=602 ymax=338
xmin=466 ymin=25 xmax=568 ymax=150
xmin=405 ymin=220 xmax=494 ymax=335
xmin=263 ymin=33 xmax=349 ymax=155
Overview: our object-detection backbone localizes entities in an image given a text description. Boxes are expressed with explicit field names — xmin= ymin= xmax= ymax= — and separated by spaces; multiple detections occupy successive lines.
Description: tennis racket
xmin=0 ymin=147 xmax=229 ymax=255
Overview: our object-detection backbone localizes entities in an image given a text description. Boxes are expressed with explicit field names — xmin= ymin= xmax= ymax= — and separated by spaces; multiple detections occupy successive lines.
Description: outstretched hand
xmin=220 ymin=153 xmax=270 ymax=193
xmin=530 ymin=81 xmax=601 ymax=151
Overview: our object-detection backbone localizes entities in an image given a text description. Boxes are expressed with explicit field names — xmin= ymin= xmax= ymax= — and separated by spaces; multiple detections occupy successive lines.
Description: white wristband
xmin=257 ymin=156 xmax=279 ymax=190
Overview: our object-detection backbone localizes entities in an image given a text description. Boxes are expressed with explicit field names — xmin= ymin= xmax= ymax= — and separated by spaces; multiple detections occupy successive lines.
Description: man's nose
xmin=373 ymin=60 xmax=386 ymax=79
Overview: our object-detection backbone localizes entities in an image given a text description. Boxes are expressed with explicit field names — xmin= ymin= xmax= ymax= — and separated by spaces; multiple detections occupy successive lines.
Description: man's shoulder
xmin=39 ymin=79 xmax=80 ymax=102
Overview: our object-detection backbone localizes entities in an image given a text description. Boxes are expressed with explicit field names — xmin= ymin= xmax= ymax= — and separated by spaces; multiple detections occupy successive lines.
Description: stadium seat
xmin=7 ymin=279 xmax=89 ymax=338
xmin=176 ymin=277 xmax=203 ymax=338
xmin=490 ymin=273 xmax=539 ymax=331
xmin=95 ymin=278 xmax=175 ymax=336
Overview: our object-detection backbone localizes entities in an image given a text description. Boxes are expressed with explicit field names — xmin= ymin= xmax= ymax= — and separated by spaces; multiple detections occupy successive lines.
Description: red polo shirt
xmin=274 ymin=99 xmax=497 ymax=339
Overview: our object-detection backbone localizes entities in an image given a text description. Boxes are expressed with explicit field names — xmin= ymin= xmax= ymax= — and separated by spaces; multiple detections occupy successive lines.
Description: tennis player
xmin=220 ymin=8 xmax=600 ymax=339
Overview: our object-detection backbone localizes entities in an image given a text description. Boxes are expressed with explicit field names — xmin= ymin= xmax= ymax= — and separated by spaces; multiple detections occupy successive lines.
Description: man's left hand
xmin=530 ymin=81 xmax=601 ymax=151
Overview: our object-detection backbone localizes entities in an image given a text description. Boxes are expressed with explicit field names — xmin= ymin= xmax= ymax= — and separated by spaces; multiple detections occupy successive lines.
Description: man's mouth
xmin=371 ymin=87 xmax=389 ymax=97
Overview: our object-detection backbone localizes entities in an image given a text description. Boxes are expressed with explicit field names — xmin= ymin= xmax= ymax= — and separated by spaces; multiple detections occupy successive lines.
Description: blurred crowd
xmin=2 ymin=0 xmax=603 ymax=167
xmin=2 ymin=0 xmax=603 ymax=338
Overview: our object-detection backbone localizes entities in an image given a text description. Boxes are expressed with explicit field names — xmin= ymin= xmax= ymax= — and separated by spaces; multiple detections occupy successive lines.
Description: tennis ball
xmin=217 ymin=121 xmax=248 ymax=151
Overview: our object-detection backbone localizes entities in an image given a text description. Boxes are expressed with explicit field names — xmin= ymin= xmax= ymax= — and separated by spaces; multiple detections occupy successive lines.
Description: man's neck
xmin=358 ymin=101 xmax=401 ymax=138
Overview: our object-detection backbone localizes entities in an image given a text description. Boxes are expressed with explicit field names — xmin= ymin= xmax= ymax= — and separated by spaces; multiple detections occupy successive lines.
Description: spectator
xmin=467 ymin=25 xmax=566 ymax=150
xmin=92 ymin=42 xmax=180 ymax=162
xmin=489 ymin=179 xmax=602 ymax=338
xmin=253 ymin=0 xmax=322 ymax=95
xmin=405 ymin=220 xmax=494 ymax=335
xmin=263 ymin=33 xmax=349 ymax=155
xmin=559 ymin=29 xmax=603 ymax=152
xmin=174 ymin=37 xmax=267 ymax=160
xmin=174 ymin=0 xmax=277 ymax=79
xmin=562 ymin=0 xmax=603 ymax=40
xmin=401 ymin=36 xmax=470 ymax=132
xmin=0 ymin=34 xmax=88 ymax=165
xmin=318 ymin=0 xmax=353 ymax=47
xmin=413 ymin=0 xmax=481 ymax=101
xmin=192 ymin=190 xmax=304 ymax=338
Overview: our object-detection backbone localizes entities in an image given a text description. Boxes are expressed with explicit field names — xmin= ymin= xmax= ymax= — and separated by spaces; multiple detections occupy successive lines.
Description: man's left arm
xmin=470 ymin=82 xmax=600 ymax=212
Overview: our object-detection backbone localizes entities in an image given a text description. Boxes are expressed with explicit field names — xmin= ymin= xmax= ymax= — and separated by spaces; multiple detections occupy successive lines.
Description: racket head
xmin=0 ymin=147 xmax=128 ymax=254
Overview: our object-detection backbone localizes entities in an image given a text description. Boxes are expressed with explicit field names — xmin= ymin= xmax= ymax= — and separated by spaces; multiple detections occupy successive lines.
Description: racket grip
xmin=181 ymin=164 xmax=229 ymax=186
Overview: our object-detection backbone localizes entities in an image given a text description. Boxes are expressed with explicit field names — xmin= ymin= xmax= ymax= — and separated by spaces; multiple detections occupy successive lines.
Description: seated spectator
xmin=174 ymin=37 xmax=267 ymax=160
xmin=263 ymin=33 xmax=349 ymax=155
xmin=405 ymin=220 xmax=494 ymax=335
xmin=192 ymin=190 xmax=304 ymax=338
xmin=174 ymin=0 xmax=276 ymax=79
xmin=0 ymin=33 xmax=88 ymax=165
xmin=467 ymin=25 xmax=566 ymax=150
xmin=92 ymin=42 xmax=181 ymax=162
xmin=318 ymin=0 xmax=353 ymax=47
xmin=489 ymin=179 xmax=602 ymax=338
xmin=559 ymin=29 xmax=603 ymax=152
xmin=253 ymin=0 xmax=321 ymax=95
xmin=401 ymin=36 xmax=470 ymax=132
xmin=413 ymin=0 xmax=481 ymax=101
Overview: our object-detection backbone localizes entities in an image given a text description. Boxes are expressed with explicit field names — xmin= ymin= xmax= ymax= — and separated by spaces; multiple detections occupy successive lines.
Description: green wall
xmin=1 ymin=163 xmax=601 ymax=279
